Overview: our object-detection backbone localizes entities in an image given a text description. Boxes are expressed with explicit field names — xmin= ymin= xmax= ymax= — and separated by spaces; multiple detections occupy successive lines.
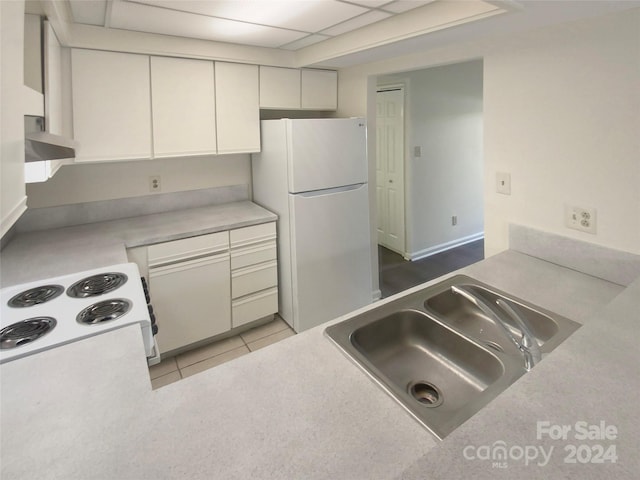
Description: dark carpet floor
xmin=378 ymin=239 xmax=485 ymax=298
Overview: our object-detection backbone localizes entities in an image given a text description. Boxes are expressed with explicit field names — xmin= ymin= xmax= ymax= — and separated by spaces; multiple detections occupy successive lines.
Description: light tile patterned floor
xmin=149 ymin=316 xmax=295 ymax=389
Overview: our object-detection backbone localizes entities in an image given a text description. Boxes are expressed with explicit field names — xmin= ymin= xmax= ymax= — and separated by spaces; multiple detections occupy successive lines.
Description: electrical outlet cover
xmin=496 ymin=172 xmax=511 ymax=195
xmin=565 ymin=205 xmax=597 ymax=234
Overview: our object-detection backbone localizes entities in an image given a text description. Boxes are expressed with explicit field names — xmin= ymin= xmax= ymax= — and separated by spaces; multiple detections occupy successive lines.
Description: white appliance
xmin=252 ymin=118 xmax=373 ymax=332
xmin=0 ymin=263 xmax=159 ymax=365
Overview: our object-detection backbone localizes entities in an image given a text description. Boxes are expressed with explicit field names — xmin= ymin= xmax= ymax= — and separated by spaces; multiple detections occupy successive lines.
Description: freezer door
xmin=289 ymin=183 xmax=373 ymax=332
xmin=287 ymin=118 xmax=367 ymax=193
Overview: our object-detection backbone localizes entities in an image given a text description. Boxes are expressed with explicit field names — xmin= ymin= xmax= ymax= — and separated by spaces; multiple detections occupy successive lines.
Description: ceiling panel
xmin=110 ymin=0 xmax=307 ymax=47
xmin=346 ymin=0 xmax=393 ymax=7
xmin=280 ymin=34 xmax=332 ymax=51
xmin=129 ymin=0 xmax=368 ymax=33
xmin=69 ymin=0 xmax=107 ymax=26
xmin=381 ymin=0 xmax=435 ymax=14
xmin=321 ymin=10 xmax=392 ymax=36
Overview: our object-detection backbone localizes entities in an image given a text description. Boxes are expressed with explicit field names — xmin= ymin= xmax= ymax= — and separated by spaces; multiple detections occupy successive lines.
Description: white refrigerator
xmin=252 ymin=118 xmax=373 ymax=333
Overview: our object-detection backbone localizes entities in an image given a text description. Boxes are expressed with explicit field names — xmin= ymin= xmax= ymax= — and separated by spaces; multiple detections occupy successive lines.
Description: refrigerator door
xmin=289 ymin=183 xmax=373 ymax=332
xmin=287 ymin=118 xmax=367 ymax=193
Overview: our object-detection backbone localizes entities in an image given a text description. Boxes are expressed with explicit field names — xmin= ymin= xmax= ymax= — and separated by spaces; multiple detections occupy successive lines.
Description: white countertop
xmin=2 ymin=250 xmax=636 ymax=479
xmin=0 ymin=201 xmax=277 ymax=287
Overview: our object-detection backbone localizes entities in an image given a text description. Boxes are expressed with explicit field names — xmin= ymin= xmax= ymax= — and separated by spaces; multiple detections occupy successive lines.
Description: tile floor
xmin=149 ymin=316 xmax=295 ymax=389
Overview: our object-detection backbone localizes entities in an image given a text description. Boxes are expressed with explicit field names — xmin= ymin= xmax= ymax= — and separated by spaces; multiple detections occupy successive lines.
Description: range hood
xmin=25 ymin=116 xmax=75 ymax=162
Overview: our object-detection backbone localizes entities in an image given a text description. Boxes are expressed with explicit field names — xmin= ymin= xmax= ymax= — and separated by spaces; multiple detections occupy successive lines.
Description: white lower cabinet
xmin=135 ymin=222 xmax=278 ymax=356
xmin=230 ymin=222 xmax=278 ymax=328
xmin=148 ymin=232 xmax=231 ymax=355
xmin=232 ymin=288 xmax=278 ymax=329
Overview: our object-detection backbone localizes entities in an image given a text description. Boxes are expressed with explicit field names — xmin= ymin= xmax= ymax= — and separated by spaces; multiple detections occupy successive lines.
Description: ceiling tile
xmin=129 ymin=0 xmax=368 ymax=33
xmin=69 ymin=0 xmax=107 ymax=26
xmin=381 ymin=0 xmax=435 ymax=14
xmin=344 ymin=0 xmax=393 ymax=6
xmin=279 ymin=34 xmax=331 ymax=51
xmin=110 ymin=1 xmax=307 ymax=47
xmin=321 ymin=10 xmax=392 ymax=36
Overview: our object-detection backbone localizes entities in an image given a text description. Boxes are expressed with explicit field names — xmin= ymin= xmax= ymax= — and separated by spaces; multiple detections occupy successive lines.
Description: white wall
xmin=378 ymin=60 xmax=484 ymax=258
xmin=482 ymin=12 xmax=640 ymax=256
xmin=337 ymin=8 xmax=640 ymax=257
xmin=1 ymin=0 xmax=28 ymax=237
xmin=25 ymin=154 xmax=251 ymax=208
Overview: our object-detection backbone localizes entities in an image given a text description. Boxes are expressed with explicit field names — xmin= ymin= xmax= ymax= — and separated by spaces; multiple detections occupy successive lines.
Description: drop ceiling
xmin=68 ymin=0 xmax=512 ymax=51
xmin=67 ymin=0 xmax=491 ymax=50
xmin=44 ymin=0 xmax=640 ymax=68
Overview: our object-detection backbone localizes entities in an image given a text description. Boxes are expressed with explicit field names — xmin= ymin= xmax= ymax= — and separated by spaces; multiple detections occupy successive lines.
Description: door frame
xmin=376 ymin=83 xmax=407 ymax=258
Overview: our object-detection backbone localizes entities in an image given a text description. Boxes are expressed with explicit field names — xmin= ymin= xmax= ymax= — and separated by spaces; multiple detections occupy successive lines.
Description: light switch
xmin=496 ymin=172 xmax=511 ymax=195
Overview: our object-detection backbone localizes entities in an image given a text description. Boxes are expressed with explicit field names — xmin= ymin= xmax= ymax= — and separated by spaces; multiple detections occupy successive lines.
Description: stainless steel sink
xmin=325 ymin=275 xmax=581 ymax=439
xmin=423 ymin=278 xmax=580 ymax=358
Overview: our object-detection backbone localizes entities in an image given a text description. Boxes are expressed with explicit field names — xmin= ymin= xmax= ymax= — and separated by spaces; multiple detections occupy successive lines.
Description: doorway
xmin=376 ymin=86 xmax=406 ymax=256
xmin=374 ymin=60 xmax=485 ymax=298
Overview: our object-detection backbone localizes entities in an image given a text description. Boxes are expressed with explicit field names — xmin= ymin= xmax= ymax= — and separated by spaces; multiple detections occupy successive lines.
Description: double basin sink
xmin=325 ymin=275 xmax=580 ymax=439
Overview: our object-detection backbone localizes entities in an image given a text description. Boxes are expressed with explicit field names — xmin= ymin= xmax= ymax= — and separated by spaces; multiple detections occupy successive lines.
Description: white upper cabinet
xmin=25 ymin=21 xmax=66 ymax=184
xmin=150 ymin=56 xmax=217 ymax=157
xmin=215 ymin=62 xmax=260 ymax=154
xmin=301 ymin=69 xmax=338 ymax=110
xmin=259 ymin=66 xmax=301 ymax=109
xmin=71 ymin=49 xmax=152 ymax=162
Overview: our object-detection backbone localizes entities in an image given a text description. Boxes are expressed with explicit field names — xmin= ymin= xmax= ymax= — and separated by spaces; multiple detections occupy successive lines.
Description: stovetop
xmin=0 ymin=263 xmax=152 ymax=364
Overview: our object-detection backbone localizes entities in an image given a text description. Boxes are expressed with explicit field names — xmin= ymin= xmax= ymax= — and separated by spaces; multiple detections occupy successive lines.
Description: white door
xmin=376 ymin=87 xmax=405 ymax=255
xmin=287 ymin=118 xmax=367 ymax=193
xmin=289 ymin=184 xmax=372 ymax=332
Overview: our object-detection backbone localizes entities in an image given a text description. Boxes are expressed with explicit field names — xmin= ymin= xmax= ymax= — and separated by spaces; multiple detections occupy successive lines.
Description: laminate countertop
xmin=0 ymin=200 xmax=277 ymax=287
xmin=2 ymin=249 xmax=637 ymax=479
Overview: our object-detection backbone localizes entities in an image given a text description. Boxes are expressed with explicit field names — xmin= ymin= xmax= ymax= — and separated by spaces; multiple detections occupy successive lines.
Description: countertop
xmin=0 ymin=200 xmax=277 ymax=287
xmin=2 ymin=249 xmax=637 ymax=479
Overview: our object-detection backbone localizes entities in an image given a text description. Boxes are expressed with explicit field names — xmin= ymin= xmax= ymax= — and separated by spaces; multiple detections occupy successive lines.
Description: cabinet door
xmin=150 ymin=56 xmax=217 ymax=157
xmin=71 ymin=49 xmax=152 ymax=162
xmin=301 ymin=69 xmax=337 ymax=110
xmin=215 ymin=62 xmax=260 ymax=154
xmin=150 ymin=254 xmax=231 ymax=355
xmin=259 ymin=66 xmax=301 ymax=109
xmin=26 ymin=21 xmax=66 ymax=183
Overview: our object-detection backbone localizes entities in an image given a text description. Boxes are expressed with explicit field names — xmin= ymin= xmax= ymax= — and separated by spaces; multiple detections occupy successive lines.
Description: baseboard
xmin=409 ymin=232 xmax=484 ymax=261
xmin=372 ymin=289 xmax=382 ymax=301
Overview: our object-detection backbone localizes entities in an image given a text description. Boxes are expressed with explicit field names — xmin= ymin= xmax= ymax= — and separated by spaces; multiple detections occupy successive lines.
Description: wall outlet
xmin=496 ymin=172 xmax=511 ymax=195
xmin=565 ymin=205 xmax=597 ymax=234
xmin=414 ymin=146 xmax=422 ymax=157
xmin=149 ymin=175 xmax=161 ymax=192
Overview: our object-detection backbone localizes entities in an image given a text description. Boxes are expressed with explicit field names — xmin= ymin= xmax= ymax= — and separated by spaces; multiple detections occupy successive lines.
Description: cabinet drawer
xmin=231 ymin=241 xmax=276 ymax=270
xmin=232 ymin=260 xmax=277 ymax=299
xmin=230 ymin=222 xmax=276 ymax=249
xmin=232 ymin=287 xmax=278 ymax=328
xmin=148 ymin=231 xmax=229 ymax=266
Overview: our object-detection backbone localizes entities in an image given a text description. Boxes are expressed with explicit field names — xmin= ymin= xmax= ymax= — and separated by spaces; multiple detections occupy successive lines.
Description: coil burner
xmin=67 ymin=273 xmax=128 ymax=298
xmin=8 ymin=285 xmax=64 ymax=308
xmin=77 ymin=299 xmax=132 ymax=325
xmin=0 ymin=317 xmax=57 ymax=349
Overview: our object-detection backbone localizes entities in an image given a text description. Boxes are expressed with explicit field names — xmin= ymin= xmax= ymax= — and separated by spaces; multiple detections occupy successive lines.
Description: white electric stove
xmin=0 ymin=263 xmax=159 ymax=365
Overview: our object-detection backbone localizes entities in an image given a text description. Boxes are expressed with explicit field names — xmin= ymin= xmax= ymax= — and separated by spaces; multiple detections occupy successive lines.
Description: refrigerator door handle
xmin=297 ymin=183 xmax=366 ymax=198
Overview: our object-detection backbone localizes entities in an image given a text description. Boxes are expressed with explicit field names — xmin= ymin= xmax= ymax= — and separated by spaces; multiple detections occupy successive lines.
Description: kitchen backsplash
xmin=509 ymin=224 xmax=640 ymax=287
xmin=15 ymin=184 xmax=249 ymax=233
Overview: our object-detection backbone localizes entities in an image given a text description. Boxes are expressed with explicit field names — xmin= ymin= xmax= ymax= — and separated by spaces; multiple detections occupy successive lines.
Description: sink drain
xmin=484 ymin=341 xmax=504 ymax=353
xmin=408 ymin=381 xmax=443 ymax=407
